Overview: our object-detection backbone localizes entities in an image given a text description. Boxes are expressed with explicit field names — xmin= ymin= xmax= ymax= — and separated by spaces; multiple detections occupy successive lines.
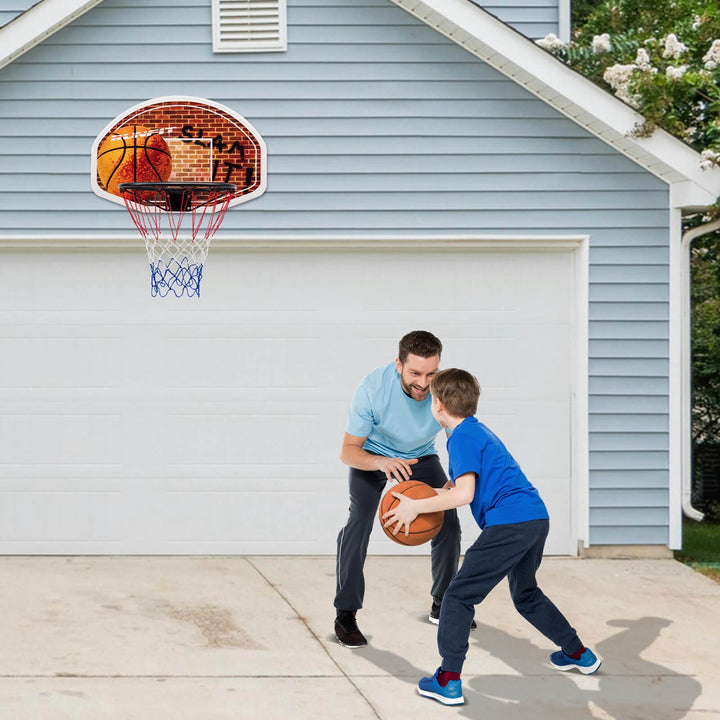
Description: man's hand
xmin=382 ymin=493 xmax=419 ymax=537
xmin=340 ymin=433 xmax=418 ymax=481
xmin=375 ymin=456 xmax=419 ymax=483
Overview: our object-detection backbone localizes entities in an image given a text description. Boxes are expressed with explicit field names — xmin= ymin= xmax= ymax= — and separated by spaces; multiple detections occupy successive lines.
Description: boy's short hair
xmin=430 ymin=368 xmax=480 ymax=418
xmin=398 ymin=330 xmax=442 ymax=363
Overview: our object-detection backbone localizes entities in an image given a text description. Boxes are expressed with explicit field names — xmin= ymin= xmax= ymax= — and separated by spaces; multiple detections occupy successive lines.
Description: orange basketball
xmin=97 ymin=124 xmax=172 ymax=196
xmin=379 ymin=480 xmax=444 ymax=546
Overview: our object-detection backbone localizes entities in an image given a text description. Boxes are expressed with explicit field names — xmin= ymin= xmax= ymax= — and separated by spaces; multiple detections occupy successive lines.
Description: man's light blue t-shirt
xmin=346 ymin=362 xmax=441 ymax=459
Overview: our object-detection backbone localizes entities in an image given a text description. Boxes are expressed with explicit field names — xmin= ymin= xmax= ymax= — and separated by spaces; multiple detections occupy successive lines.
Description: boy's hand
xmin=381 ymin=493 xmax=419 ymax=537
xmin=375 ymin=456 xmax=418 ymax=483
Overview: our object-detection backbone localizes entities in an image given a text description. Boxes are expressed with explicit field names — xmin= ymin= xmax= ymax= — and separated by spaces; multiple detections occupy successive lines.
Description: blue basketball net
xmin=150 ymin=256 xmax=204 ymax=298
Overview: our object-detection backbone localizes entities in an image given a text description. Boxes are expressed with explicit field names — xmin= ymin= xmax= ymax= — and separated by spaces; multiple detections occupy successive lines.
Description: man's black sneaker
xmin=429 ymin=601 xmax=442 ymax=624
xmin=428 ymin=602 xmax=476 ymax=630
xmin=334 ymin=610 xmax=367 ymax=648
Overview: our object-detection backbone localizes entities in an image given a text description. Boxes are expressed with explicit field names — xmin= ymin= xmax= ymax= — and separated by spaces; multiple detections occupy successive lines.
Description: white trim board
xmin=669 ymin=209 xmax=683 ymax=549
xmin=0 ymin=235 xmax=587 ymax=250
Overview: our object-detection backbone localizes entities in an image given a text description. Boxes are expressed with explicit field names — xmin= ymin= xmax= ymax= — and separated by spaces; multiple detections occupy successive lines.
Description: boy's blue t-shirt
xmin=447 ymin=416 xmax=548 ymax=529
xmin=346 ymin=362 xmax=440 ymax=458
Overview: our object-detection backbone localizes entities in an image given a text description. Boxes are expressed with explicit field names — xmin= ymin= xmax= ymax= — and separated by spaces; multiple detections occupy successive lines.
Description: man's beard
xmin=401 ymin=376 xmax=429 ymax=401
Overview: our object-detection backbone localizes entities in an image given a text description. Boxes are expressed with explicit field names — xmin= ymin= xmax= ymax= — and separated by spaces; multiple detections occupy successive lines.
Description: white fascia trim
xmin=670 ymin=181 xmax=719 ymax=212
xmin=391 ymin=0 xmax=720 ymax=208
xmin=0 ymin=0 xmax=105 ymax=71
xmin=0 ymin=234 xmax=586 ymax=250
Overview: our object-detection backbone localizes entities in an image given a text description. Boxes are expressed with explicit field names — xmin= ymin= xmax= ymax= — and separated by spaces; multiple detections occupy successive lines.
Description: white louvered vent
xmin=212 ymin=0 xmax=287 ymax=53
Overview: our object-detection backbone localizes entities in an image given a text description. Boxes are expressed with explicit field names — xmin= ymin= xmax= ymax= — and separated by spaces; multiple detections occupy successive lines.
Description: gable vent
xmin=212 ymin=0 xmax=287 ymax=53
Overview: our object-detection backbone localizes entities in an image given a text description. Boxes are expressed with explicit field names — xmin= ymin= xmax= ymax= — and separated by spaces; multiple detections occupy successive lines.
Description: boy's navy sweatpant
xmin=334 ymin=454 xmax=461 ymax=612
xmin=438 ymin=518 xmax=583 ymax=673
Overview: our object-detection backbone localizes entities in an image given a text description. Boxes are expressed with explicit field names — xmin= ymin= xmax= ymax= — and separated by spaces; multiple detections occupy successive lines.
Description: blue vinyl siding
xmin=0 ymin=0 xmax=671 ymax=546
xmin=471 ymin=0 xmax=559 ymax=38
xmin=0 ymin=3 xmax=36 ymax=28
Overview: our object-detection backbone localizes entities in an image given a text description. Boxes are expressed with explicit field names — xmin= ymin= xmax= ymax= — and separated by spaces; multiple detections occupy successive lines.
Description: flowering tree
xmin=539 ymin=0 xmax=720 ymax=506
xmin=538 ymin=0 xmax=720 ymax=177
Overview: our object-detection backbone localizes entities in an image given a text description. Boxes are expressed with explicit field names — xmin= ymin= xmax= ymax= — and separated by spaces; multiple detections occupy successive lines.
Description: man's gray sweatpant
xmin=334 ymin=454 xmax=461 ymax=612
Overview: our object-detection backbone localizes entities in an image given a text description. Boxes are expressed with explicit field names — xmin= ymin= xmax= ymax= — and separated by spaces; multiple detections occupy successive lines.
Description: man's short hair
xmin=398 ymin=330 xmax=442 ymax=364
xmin=430 ymin=368 xmax=480 ymax=418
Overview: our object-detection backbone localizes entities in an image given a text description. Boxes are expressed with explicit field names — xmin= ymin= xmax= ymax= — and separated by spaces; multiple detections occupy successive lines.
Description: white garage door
xmin=0 ymin=241 xmax=581 ymax=555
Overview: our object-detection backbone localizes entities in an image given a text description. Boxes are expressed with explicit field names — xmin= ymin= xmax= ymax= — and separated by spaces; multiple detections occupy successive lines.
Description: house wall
xmin=469 ymin=0 xmax=561 ymax=38
xmin=0 ymin=0 xmax=671 ymax=546
xmin=0 ymin=3 xmax=36 ymax=28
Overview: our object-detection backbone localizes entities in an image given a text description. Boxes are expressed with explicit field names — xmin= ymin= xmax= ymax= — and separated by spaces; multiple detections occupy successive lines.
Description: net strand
xmin=120 ymin=186 xmax=234 ymax=297
xmin=150 ymin=257 xmax=204 ymax=298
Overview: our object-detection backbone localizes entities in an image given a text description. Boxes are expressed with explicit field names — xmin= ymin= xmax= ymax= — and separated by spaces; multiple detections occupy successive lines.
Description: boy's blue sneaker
xmin=417 ymin=668 xmax=464 ymax=705
xmin=550 ymin=647 xmax=602 ymax=674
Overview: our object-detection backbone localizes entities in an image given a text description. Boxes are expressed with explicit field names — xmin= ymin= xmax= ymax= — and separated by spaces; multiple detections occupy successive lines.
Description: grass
xmin=674 ymin=519 xmax=720 ymax=583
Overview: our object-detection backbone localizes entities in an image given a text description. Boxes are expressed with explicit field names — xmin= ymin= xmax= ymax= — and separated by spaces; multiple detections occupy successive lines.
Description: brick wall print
xmin=91 ymin=97 xmax=267 ymax=208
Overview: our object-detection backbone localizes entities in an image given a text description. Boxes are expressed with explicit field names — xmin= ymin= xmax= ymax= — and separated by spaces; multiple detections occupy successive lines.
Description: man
xmin=334 ymin=330 xmax=462 ymax=648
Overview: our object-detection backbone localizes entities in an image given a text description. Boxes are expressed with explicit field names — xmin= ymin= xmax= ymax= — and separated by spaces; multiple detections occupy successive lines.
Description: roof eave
xmin=0 ymin=0 xmax=104 ymax=71
xmin=391 ymin=0 xmax=720 ymax=209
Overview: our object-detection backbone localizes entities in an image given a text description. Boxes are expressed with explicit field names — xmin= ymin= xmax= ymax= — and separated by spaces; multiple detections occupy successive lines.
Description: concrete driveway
xmin=0 ymin=555 xmax=718 ymax=719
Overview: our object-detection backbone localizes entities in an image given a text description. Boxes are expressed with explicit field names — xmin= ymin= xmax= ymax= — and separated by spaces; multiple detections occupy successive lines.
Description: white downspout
xmin=558 ymin=0 xmax=571 ymax=43
xmin=681 ymin=218 xmax=720 ymax=522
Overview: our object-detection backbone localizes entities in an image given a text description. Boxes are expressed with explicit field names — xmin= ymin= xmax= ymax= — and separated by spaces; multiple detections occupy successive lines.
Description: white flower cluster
xmin=703 ymin=39 xmax=720 ymax=70
xmin=666 ymin=65 xmax=689 ymax=81
xmin=700 ymin=149 xmax=720 ymax=170
xmin=536 ymin=33 xmax=566 ymax=52
xmin=592 ymin=33 xmax=612 ymax=54
xmin=662 ymin=34 xmax=687 ymax=59
xmin=634 ymin=48 xmax=656 ymax=73
xmin=603 ymin=63 xmax=641 ymax=107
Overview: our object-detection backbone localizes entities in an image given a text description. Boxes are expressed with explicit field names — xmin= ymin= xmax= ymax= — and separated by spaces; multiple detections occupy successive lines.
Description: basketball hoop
xmin=118 ymin=182 xmax=236 ymax=298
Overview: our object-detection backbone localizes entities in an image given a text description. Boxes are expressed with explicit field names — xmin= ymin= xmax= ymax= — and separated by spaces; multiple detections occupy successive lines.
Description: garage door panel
xmin=161 ymin=414 xmax=319 ymax=465
xmin=3 ymin=337 xmax=122 ymax=388
xmin=0 ymin=247 xmax=577 ymax=555
xmin=1 ymin=254 xmax=127 ymax=308
xmin=162 ymin=337 xmax=320 ymax=388
xmin=533 ymin=478 xmax=573 ymax=551
xmin=510 ymin=252 xmax=574 ymax=316
xmin=507 ymin=402 xmax=572 ymax=478
xmin=163 ymin=489 xmax=340 ymax=543
xmin=0 ymin=490 xmax=124 ymax=543
xmin=0 ymin=413 xmax=122 ymax=464
xmin=514 ymin=326 xmax=573 ymax=400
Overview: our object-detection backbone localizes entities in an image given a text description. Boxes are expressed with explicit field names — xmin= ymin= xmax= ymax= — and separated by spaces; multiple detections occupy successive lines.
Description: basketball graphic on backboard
xmin=97 ymin=125 xmax=173 ymax=195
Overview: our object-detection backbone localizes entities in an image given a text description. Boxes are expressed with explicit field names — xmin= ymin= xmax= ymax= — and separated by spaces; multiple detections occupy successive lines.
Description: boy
xmin=382 ymin=368 xmax=601 ymax=706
